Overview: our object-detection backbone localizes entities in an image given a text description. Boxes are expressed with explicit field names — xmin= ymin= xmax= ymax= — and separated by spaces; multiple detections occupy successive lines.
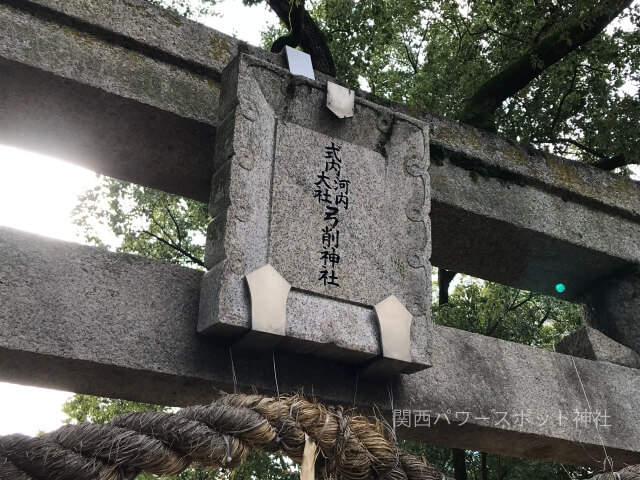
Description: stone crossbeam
xmin=1 ymin=226 xmax=639 ymax=468
xmin=1 ymin=0 xmax=638 ymax=299
xmin=426 ymin=120 xmax=640 ymax=300
xmin=1 ymin=0 xmax=232 ymax=200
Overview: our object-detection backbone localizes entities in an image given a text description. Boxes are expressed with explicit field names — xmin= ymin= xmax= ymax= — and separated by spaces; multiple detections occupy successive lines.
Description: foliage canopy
xmin=262 ymin=0 xmax=639 ymax=171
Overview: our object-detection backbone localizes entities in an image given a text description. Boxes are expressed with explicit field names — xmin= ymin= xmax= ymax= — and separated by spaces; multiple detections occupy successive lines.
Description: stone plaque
xmin=199 ymin=53 xmax=431 ymax=375
xmin=270 ymin=122 xmax=387 ymax=304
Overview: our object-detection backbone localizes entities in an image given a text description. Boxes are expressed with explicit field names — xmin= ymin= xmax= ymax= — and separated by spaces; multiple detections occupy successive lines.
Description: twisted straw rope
xmin=589 ymin=466 xmax=640 ymax=479
xmin=0 ymin=393 xmax=449 ymax=480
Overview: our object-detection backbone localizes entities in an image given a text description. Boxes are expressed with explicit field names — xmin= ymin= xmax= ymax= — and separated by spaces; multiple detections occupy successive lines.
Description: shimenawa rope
xmin=0 ymin=392 xmax=635 ymax=480
xmin=589 ymin=466 xmax=640 ymax=479
xmin=0 ymin=393 xmax=450 ymax=480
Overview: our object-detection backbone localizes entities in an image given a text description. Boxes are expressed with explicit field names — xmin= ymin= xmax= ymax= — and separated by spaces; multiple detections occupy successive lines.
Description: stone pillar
xmin=580 ymin=266 xmax=640 ymax=355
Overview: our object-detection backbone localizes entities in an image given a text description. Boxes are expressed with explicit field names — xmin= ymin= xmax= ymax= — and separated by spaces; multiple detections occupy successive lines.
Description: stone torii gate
xmin=1 ymin=0 xmax=640 ymax=470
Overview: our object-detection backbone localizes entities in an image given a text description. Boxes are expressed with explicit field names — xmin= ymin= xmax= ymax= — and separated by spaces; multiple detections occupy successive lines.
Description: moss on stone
xmin=546 ymin=158 xmax=586 ymax=188
xmin=502 ymin=144 xmax=528 ymax=166
xmin=161 ymin=10 xmax=183 ymax=27
xmin=209 ymin=36 xmax=233 ymax=67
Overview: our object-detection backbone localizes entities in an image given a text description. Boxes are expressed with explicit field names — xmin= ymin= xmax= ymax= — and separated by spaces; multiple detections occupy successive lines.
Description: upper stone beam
xmin=10 ymin=0 xmax=237 ymax=78
xmin=0 ymin=0 xmax=231 ymax=125
xmin=426 ymin=117 xmax=640 ymax=300
xmin=0 ymin=0 xmax=257 ymax=201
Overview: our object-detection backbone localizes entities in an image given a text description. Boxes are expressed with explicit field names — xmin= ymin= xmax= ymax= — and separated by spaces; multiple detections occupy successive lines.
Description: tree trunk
xmin=266 ymin=0 xmax=336 ymax=76
xmin=438 ymin=268 xmax=457 ymax=305
xmin=452 ymin=448 xmax=469 ymax=480
xmin=440 ymin=268 xmax=466 ymax=479
xmin=481 ymin=452 xmax=489 ymax=480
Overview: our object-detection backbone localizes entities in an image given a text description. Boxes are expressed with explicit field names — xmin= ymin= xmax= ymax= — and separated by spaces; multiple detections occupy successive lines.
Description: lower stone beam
xmin=1 ymin=227 xmax=640 ymax=468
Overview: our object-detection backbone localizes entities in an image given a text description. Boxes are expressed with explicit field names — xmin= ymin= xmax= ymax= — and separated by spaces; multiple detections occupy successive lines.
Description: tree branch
xmin=486 ymin=291 xmax=535 ymax=336
xmin=452 ymin=448 xmax=468 ymax=480
xmin=591 ymin=154 xmax=631 ymax=171
xmin=163 ymin=201 xmax=183 ymax=247
xmin=438 ymin=268 xmax=458 ymax=305
xmin=148 ymin=210 xmax=178 ymax=247
xmin=561 ymin=138 xmax=609 ymax=160
xmin=433 ymin=17 xmax=457 ymax=38
xmin=459 ymin=0 xmax=633 ymax=131
xmin=537 ymin=308 xmax=552 ymax=328
xmin=449 ymin=13 xmax=466 ymax=58
xmin=470 ymin=23 xmax=525 ymax=43
xmin=481 ymin=452 xmax=489 ymax=480
xmin=142 ymin=230 xmax=206 ymax=267
xmin=533 ymin=12 xmax=558 ymax=45
xmin=560 ymin=138 xmax=634 ymax=170
xmin=550 ymin=63 xmax=579 ymax=134
xmin=403 ymin=42 xmax=419 ymax=74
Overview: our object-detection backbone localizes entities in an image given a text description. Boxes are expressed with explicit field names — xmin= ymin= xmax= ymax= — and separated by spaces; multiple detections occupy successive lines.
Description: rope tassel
xmin=0 ymin=393 xmax=449 ymax=480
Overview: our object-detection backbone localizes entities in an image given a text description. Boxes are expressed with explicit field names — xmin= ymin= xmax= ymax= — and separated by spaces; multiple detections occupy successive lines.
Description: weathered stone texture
xmin=556 ymin=327 xmax=640 ymax=369
xmin=2 ymin=0 xmax=639 ymax=307
xmin=0 ymin=0 xmax=278 ymax=202
xmin=199 ymin=55 xmax=431 ymax=373
xmin=400 ymin=324 xmax=640 ymax=468
xmin=581 ymin=267 xmax=640 ymax=355
xmin=0 ymin=2 xmax=219 ymax=124
xmin=2 ymin=0 xmax=640 ymax=468
xmin=428 ymin=128 xmax=640 ymax=301
xmin=0 ymin=58 xmax=216 ymax=202
xmin=14 ymin=0 xmax=236 ymax=74
xmin=2 ymin=226 xmax=640 ymax=468
xmin=428 ymin=118 xmax=640 ymax=217
xmin=0 ymin=226 xmax=207 ymax=399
